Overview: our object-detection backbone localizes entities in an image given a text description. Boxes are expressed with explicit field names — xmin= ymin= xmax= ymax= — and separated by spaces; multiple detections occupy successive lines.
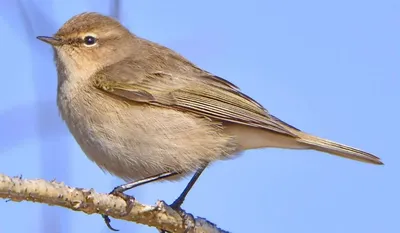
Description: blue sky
xmin=0 ymin=0 xmax=399 ymax=233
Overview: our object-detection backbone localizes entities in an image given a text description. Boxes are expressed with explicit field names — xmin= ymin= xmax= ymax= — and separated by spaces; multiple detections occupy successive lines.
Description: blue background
xmin=0 ymin=1 xmax=398 ymax=233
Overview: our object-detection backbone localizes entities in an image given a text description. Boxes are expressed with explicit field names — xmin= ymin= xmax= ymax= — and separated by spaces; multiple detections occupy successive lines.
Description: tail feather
xmin=297 ymin=134 xmax=383 ymax=165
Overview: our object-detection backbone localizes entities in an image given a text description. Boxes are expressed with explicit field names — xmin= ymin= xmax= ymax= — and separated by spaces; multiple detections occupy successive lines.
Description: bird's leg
xmin=103 ymin=171 xmax=180 ymax=231
xmin=161 ymin=165 xmax=208 ymax=233
xmin=171 ymin=166 xmax=206 ymax=210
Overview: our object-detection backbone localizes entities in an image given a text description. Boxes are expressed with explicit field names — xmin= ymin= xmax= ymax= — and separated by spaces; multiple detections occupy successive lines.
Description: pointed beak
xmin=36 ymin=36 xmax=62 ymax=46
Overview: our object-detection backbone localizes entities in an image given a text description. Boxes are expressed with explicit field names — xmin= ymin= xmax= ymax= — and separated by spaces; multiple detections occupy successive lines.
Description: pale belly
xmin=58 ymin=91 xmax=237 ymax=181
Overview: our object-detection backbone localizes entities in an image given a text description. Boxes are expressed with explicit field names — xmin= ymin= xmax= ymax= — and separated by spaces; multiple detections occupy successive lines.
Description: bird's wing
xmin=92 ymin=58 xmax=297 ymax=137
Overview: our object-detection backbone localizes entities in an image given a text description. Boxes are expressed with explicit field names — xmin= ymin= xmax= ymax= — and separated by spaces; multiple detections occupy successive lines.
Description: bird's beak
xmin=36 ymin=36 xmax=62 ymax=46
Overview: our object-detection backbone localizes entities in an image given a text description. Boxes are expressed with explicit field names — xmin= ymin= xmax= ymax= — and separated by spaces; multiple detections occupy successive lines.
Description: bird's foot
xmin=102 ymin=187 xmax=136 ymax=231
xmin=159 ymin=201 xmax=195 ymax=233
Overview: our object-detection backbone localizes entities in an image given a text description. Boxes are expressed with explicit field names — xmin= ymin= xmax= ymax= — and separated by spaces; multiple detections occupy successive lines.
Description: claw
xmin=102 ymin=189 xmax=136 ymax=231
xmin=111 ymin=190 xmax=136 ymax=216
xmin=159 ymin=203 xmax=195 ymax=233
xmin=102 ymin=214 xmax=119 ymax=231
xmin=99 ymin=172 xmax=179 ymax=231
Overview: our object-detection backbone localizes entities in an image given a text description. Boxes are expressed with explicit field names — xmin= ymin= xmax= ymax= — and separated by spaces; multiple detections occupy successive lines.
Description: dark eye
xmin=83 ymin=35 xmax=97 ymax=46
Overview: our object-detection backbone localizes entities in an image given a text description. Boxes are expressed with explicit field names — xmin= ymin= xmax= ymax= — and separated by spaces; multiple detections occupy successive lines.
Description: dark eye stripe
xmin=66 ymin=38 xmax=83 ymax=45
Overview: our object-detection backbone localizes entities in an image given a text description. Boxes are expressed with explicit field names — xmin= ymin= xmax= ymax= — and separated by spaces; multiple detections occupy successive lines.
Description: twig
xmin=110 ymin=0 xmax=121 ymax=20
xmin=0 ymin=173 xmax=229 ymax=233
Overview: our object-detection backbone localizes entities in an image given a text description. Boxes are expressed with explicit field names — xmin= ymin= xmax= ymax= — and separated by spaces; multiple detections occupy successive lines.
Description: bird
xmin=36 ymin=12 xmax=383 ymax=231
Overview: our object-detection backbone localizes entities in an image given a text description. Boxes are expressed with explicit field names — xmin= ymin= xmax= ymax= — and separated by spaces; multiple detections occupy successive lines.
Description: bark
xmin=0 ymin=173 xmax=229 ymax=233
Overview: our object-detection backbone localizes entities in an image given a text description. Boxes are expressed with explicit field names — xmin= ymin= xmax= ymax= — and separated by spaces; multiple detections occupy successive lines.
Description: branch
xmin=0 ymin=173 xmax=229 ymax=233
xmin=110 ymin=0 xmax=121 ymax=20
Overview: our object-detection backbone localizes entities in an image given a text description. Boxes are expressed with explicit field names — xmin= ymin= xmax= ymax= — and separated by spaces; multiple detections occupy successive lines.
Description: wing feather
xmin=92 ymin=59 xmax=296 ymax=137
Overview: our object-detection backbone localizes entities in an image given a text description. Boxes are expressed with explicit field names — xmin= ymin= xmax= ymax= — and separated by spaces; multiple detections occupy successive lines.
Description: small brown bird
xmin=37 ymin=12 xmax=383 ymax=230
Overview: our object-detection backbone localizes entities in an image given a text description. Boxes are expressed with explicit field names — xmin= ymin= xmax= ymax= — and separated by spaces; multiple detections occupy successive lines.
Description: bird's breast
xmin=56 ymin=82 xmax=142 ymax=179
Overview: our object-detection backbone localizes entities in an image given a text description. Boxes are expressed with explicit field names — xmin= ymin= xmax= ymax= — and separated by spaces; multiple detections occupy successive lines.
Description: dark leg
xmin=103 ymin=171 xmax=180 ymax=231
xmin=161 ymin=165 xmax=208 ymax=233
xmin=111 ymin=171 xmax=180 ymax=194
xmin=171 ymin=166 xmax=206 ymax=209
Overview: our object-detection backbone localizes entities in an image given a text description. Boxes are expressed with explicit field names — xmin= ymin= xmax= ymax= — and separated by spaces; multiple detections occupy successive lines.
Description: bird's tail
xmin=296 ymin=133 xmax=383 ymax=165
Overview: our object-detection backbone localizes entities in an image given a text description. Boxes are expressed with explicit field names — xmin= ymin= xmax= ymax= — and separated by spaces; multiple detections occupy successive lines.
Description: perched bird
xmin=37 ymin=12 xmax=383 ymax=231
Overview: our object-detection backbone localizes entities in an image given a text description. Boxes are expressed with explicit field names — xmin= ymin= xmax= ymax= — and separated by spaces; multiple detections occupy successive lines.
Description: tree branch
xmin=0 ymin=173 xmax=229 ymax=233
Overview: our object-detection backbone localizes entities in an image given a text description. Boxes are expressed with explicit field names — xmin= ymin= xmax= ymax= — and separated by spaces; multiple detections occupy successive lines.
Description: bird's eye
xmin=83 ymin=35 xmax=97 ymax=46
